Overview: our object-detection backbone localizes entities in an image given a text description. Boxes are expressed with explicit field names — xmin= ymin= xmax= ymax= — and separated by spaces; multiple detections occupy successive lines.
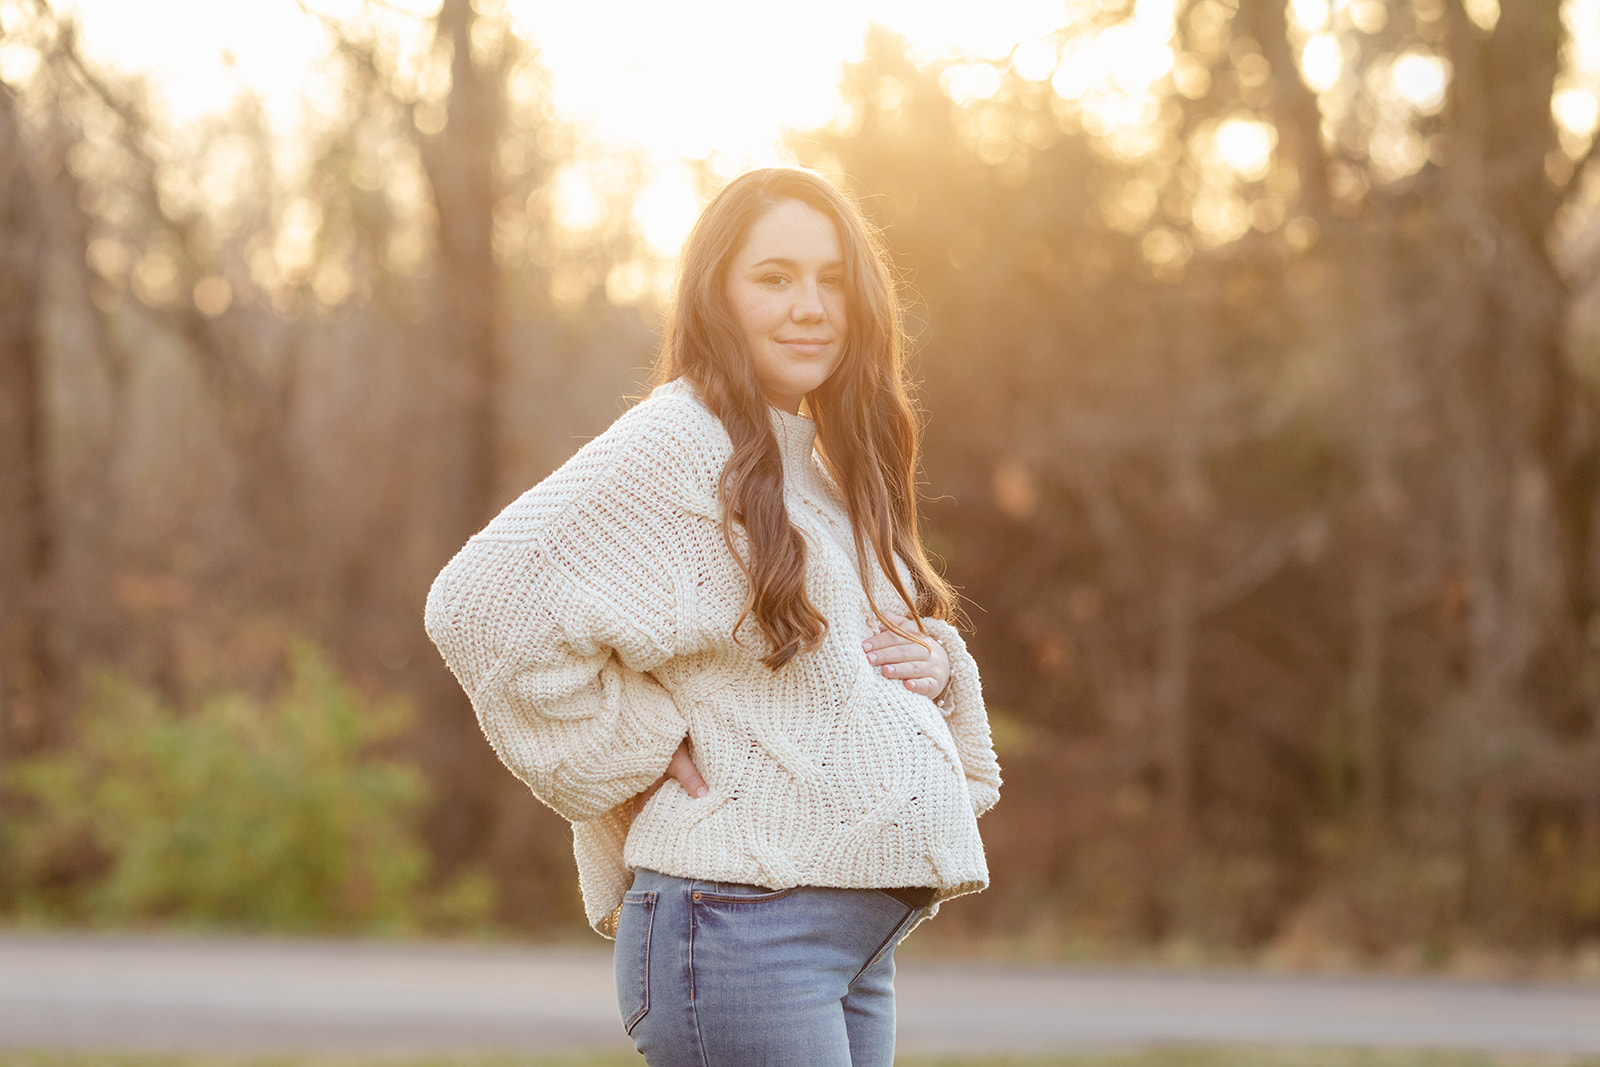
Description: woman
xmin=425 ymin=166 xmax=1000 ymax=1066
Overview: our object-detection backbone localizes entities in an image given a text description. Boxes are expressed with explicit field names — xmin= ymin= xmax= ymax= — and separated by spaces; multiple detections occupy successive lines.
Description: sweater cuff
xmin=922 ymin=617 xmax=977 ymax=721
xmin=921 ymin=617 xmax=1002 ymax=817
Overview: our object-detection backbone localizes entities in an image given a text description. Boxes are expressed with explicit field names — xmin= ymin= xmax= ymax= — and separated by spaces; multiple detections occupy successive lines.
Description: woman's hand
xmin=863 ymin=615 xmax=951 ymax=701
xmin=631 ymin=739 xmax=708 ymax=817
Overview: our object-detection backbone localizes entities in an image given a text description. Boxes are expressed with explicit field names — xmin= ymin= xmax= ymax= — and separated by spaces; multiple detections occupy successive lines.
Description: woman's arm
xmin=424 ymin=400 xmax=712 ymax=824
xmin=426 ymin=535 xmax=690 ymax=824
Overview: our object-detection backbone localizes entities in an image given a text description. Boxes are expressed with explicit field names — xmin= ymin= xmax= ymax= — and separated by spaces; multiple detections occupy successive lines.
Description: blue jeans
xmin=614 ymin=868 xmax=931 ymax=1066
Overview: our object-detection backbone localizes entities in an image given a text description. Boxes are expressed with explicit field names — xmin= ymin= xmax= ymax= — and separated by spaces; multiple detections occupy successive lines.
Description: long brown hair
xmin=655 ymin=166 xmax=953 ymax=668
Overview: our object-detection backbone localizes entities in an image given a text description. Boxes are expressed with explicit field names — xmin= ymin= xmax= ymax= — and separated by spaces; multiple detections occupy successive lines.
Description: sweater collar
xmin=768 ymin=404 xmax=819 ymax=487
xmin=653 ymin=378 xmax=821 ymax=489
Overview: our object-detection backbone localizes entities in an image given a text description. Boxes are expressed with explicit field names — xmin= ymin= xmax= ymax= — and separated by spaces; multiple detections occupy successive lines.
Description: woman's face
xmin=724 ymin=198 xmax=848 ymax=415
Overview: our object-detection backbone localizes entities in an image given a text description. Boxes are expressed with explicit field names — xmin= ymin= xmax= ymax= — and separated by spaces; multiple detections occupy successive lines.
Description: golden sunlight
xmin=52 ymin=0 xmax=1600 ymax=263
xmin=1052 ymin=5 xmax=1177 ymax=102
xmin=1556 ymin=87 xmax=1600 ymax=139
xmin=942 ymin=63 xmax=1005 ymax=106
xmin=54 ymin=0 xmax=326 ymax=130
xmin=1011 ymin=39 xmax=1059 ymax=83
xmin=1299 ymin=34 xmax=1343 ymax=94
xmin=1463 ymin=0 xmax=1501 ymax=33
xmin=1215 ymin=116 xmax=1276 ymax=181
xmin=60 ymin=0 xmax=1084 ymax=259
xmin=1391 ymin=52 xmax=1449 ymax=114
xmin=1289 ymin=0 xmax=1331 ymax=32
xmin=1561 ymin=0 xmax=1600 ymax=144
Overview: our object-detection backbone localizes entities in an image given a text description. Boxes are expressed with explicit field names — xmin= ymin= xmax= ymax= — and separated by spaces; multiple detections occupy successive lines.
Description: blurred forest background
xmin=2 ymin=0 xmax=1600 ymax=970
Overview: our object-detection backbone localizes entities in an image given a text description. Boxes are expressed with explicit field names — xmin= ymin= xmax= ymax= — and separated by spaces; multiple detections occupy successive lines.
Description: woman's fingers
xmin=666 ymin=740 xmax=709 ymax=799
xmin=631 ymin=739 xmax=708 ymax=816
xmin=863 ymin=636 xmax=930 ymax=662
xmin=862 ymin=622 xmax=932 ymax=665
xmin=862 ymin=617 xmax=951 ymax=693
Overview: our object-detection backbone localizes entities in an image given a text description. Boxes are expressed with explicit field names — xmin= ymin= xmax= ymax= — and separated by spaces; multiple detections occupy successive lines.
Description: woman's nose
xmin=792 ymin=279 xmax=825 ymax=321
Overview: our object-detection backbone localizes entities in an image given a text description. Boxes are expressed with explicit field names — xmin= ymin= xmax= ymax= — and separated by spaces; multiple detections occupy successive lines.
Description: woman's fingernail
xmin=867 ymin=652 xmax=878 ymax=663
xmin=695 ymin=787 xmax=708 ymax=798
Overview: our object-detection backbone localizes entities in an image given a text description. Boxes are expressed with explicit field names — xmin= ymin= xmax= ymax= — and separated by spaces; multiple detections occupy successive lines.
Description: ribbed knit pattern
xmin=425 ymin=379 xmax=1001 ymax=937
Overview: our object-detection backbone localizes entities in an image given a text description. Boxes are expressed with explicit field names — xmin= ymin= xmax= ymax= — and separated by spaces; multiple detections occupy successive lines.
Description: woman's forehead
xmin=735 ymin=199 xmax=844 ymax=265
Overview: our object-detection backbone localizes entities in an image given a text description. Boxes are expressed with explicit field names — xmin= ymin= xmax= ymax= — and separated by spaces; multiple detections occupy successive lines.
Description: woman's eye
xmin=761 ymin=274 xmax=787 ymax=286
xmin=822 ymin=275 xmax=843 ymax=287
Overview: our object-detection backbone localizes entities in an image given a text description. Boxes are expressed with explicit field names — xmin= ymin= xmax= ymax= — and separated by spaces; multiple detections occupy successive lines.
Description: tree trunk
xmin=1154 ymin=284 xmax=1213 ymax=855
xmin=1236 ymin=0 xmax=1331 ymax=217
xmin=0 ymin=83 xmax=57 ymax=757
xmin=425 ymin=0 xmax=502 ymax=536
xmin=1346 ymin=213 xmax=1410 ymax=841
xmin=1437 ymin=0 xmax=1576 ymax=917
xmin=412 ymin=0 xmax=512 ymax=886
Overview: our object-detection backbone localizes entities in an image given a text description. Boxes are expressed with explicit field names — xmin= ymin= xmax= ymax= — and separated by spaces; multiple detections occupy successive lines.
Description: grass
xmin=1 ymin=1051 xmax=1598 ymax=1067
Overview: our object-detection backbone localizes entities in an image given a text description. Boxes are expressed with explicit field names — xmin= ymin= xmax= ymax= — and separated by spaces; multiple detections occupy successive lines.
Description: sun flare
xmin=36 ymin=0 xmax=1600 ymax=266
xmin=49 ymin=0 xmax=1083 ymax=258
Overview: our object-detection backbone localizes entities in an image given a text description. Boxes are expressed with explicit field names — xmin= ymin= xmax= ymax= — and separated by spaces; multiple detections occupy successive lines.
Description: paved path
xmin=1 ymin=932 xmax=1597 ymax=1057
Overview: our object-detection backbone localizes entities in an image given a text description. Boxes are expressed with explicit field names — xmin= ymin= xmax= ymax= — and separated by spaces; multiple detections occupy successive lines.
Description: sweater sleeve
xmin=423 ymin=404 xmax=706 ymax=824
xmin=921 ymin=616 xmax=1002 ymax=817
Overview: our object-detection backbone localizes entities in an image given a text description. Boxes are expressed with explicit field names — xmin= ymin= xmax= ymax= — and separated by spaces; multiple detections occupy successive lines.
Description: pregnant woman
xmin=425 ymin=165 xmax=1000 ymax=1066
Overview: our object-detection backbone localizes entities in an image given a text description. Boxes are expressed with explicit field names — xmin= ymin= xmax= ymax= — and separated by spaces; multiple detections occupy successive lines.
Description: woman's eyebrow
xmin=748 ymin=256 xmax=846 ymax=270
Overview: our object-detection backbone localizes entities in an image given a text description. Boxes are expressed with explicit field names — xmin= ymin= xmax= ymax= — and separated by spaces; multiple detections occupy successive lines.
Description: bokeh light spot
xmin=1554 ymin=87 xmax=1600 ymax=137
xmin=1392 ymin=52 xmax=1449 ymax=114
xmin=1289 ymin=0 xmax=1330 ymax=32
xmin=1103 ymin=22 xmax=1175 ymax=96
xmin=1215 ymin=116 xmax=1275 ymax=181
xmin=0 ymin=37 xmax=40 ymax=84
xmin=1052 ymin=39 xmax=1105 ymax=101
xmin=1349 ymin=0 xmax=1388 ymax=34
xmin=555 ymin=166 xmax=604 ymax=232
xmin=1012 ymin=38 xmax=1058 ymax=83
xmin=193 ymin=276 xmax=233 ymax=317
xmin=1463 ymin=0 xmax=1500 ymax=32
xmin=942 ymin=62 xmax=1004 ymax=105
xmin=1300 ymin=34 xmax=1341 ymax=93
xmin=633 ymin=168 xmax=703 ymax=259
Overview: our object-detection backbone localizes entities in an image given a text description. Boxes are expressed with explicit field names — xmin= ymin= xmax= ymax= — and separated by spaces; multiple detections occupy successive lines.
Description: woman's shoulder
xmin=614 ymin=378 xmax=724 ymax=441
xmin=594 ymin=378 xmax=730 ymax=484
xmin=477 ymin=380 xmax=727 ymax=543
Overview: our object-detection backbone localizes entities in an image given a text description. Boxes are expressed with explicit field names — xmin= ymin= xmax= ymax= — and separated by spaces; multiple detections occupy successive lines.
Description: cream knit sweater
xmin=424 ymin=379 xmax=1000 ymax=937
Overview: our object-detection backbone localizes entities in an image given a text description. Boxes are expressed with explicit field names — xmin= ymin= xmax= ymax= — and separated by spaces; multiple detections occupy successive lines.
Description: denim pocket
xmin=693 ymin=881 xmax=797 ymax=904
xmin=614 ymin=889 xmax=655 ymax=1034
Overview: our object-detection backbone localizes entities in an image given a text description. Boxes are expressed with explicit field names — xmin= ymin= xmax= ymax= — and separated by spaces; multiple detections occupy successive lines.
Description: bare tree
xmin=0 ymin=75 xmax=55 ymax=758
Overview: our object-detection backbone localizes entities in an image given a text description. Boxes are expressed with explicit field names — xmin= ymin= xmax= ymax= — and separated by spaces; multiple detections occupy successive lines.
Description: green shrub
xmin=1 ymin=644 xmax=487 ymax=934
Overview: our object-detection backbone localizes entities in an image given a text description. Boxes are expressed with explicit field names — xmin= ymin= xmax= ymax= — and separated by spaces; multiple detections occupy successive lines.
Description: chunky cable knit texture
xmin=425 ymin=379 xmax=1001 ymax=937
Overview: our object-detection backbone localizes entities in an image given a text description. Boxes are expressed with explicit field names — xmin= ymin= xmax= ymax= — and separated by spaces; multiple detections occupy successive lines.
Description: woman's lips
xmin=779 ymin=339 xmax=833 ymax=355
